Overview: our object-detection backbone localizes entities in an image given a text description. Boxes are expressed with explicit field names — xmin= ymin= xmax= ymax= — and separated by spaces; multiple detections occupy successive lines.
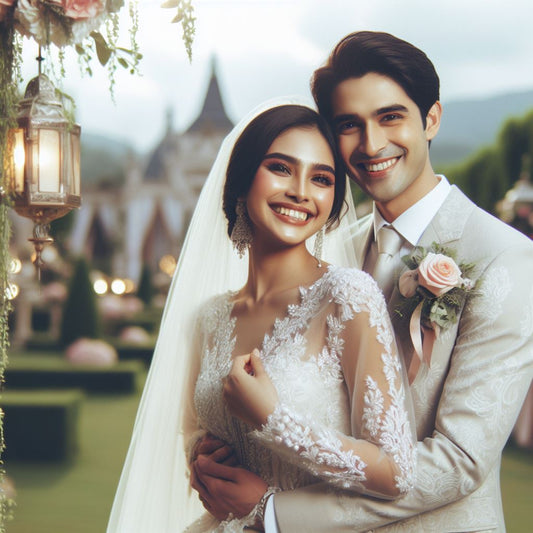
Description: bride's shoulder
xmin=194 ymin=291 xmax=234 ymax=330
xmin=324 ymin=265 xmax=386 ymax=309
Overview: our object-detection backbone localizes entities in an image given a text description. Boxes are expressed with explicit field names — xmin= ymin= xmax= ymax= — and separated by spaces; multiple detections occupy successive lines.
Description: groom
xmin=193 ymin=31 xmax=533 ymax=531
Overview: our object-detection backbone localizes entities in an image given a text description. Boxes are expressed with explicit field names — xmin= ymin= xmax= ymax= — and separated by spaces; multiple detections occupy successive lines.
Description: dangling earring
xmin=231 ymin=199 xmax=253 ymax=258
xmin=313 ymin=227 xmax=324 ymax=268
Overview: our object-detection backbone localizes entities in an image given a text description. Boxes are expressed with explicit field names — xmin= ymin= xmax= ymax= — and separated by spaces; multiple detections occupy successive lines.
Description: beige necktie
xmin=369 ymin=225 xmax=403 ymax=301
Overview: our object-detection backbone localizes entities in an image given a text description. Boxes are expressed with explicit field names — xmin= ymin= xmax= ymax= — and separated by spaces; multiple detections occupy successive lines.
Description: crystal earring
xmin=231 ymin=199 xmax=253 ymax=258
xmin=313 ymin=227 xmax=324 ymax=268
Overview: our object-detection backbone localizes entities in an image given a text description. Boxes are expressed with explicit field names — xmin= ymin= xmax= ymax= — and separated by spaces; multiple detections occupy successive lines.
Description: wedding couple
xmin=108 ymin=31 xmax=533 ymax=532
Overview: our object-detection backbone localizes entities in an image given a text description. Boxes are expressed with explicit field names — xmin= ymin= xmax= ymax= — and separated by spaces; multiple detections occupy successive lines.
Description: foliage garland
xmin=0 ymin=1 xmax=196 ymax=528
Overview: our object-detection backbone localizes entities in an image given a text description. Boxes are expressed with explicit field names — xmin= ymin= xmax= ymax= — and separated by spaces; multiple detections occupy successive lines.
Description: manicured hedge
xmin=111 ymin=341 xmax=155 ymax=367
xmin=5 ymin=356 xmax=144 ymax=393
xmin=1 ymin=389 xmax=84 ymax=461
xmin=21 ymin=340 xmax=155 ymax=366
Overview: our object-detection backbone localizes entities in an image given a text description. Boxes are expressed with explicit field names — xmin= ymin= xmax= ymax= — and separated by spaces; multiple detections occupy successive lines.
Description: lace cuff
xmin=216 ymin=486 xmax=281 ymax=532
xmin=252 ymin=403 xmax=368 ymax=491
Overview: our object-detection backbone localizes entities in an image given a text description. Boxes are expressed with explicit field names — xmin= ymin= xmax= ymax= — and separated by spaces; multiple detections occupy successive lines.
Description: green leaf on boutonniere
xmin=402 ymin=245 xmax=426 ymax=269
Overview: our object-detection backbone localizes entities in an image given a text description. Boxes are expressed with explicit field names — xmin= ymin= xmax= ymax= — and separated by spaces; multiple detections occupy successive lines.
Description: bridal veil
xmin=107 ymin=96 xmax=359 ymax=532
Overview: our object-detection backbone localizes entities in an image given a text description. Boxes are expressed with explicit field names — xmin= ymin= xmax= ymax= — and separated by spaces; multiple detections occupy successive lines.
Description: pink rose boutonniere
xmin=395 ymin=244 xmax=476 ymax=382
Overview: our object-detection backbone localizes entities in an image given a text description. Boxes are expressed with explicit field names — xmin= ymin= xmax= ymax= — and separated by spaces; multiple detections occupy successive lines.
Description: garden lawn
xmin=4 ymin=376 xmax=533 ymax=532
xmin=5 ymin=387 xmax=142 ymax=533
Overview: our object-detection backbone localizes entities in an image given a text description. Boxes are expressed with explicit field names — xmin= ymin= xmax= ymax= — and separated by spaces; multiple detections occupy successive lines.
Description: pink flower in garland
xmin=63 ymin=0 xmax=106 ymax=20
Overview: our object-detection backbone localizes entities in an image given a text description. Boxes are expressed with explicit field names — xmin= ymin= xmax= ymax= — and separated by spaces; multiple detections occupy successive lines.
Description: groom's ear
xmin=425 ymin=101 xmax=442 ymax=141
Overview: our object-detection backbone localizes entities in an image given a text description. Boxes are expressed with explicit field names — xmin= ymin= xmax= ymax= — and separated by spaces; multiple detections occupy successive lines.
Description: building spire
xmin=186 ymin=55 xmax=233 ymax=133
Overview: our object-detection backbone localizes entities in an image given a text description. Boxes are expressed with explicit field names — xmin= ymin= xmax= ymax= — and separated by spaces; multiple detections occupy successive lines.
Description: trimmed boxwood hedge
xmin=1 ymin=389 xmax=84 ymax=461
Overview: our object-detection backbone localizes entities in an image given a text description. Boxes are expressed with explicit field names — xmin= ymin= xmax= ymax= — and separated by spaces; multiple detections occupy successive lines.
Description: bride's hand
xmin=223 ymin=349 xmax=278 ymax=429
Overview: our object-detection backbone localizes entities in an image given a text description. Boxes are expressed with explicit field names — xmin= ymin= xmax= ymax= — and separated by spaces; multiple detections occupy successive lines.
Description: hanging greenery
xmin=162 ymin=0 xmax=196 ymax=62
xmin=0 ymin=1 xmax=196 ymax=528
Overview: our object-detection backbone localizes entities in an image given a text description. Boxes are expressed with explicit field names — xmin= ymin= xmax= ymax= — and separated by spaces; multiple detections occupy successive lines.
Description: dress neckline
xmin=225 ymin=265 xmax=336 ymax=360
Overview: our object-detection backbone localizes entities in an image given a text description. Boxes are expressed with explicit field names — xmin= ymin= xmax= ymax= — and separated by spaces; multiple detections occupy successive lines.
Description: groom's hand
xmin=191 ymin=455 xmax=268 ymax=521
xmin=193 ymin=433 xmax=239 ymax=466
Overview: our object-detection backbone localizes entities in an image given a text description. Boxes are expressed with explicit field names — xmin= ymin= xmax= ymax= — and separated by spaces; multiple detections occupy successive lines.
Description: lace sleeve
xmin=182 ymin=305 xmax=208 ymax=463
xmin=251 ymin=269 xmax=416 ymax=498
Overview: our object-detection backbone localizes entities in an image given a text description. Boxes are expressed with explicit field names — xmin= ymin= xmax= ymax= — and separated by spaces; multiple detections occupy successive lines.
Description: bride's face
xmin=246 ymin=126 xmax=336 ymax=249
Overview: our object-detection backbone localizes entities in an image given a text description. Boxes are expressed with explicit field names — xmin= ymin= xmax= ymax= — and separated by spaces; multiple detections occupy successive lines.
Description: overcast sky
xmin=20 ymin=0 xmax=533 ymax=153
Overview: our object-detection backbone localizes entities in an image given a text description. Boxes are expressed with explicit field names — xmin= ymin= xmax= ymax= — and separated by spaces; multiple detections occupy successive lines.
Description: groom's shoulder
xmin=444 ymin=185 xmax=533 ymax=258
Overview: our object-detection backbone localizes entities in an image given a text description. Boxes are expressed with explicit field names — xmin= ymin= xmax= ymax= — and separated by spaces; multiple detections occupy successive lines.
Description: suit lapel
xmin=387 ymin=186 xmax=475 ymax=370
xmin=417 ymin=186 xmax=473 ymax=248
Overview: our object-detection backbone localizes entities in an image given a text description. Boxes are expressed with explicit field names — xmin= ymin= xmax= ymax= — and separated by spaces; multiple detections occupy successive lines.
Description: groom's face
xmin=331 ymin=72 xmax=440 ymax=218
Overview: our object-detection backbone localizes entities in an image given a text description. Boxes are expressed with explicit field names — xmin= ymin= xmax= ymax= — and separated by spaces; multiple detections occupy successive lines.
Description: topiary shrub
xmin=136 ymin=263 xmax=154 ymax=307
xmin=60 ymin=258 xmax=102 ymax=347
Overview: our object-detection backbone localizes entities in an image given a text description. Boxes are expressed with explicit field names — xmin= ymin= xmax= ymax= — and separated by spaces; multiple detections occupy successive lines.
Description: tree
xmin=444 ymin=109 xmax=533 ymax=214
xmin=60 ymin=258 xmax=102 ymax=347
xmin=137 ymin=263 xmax=154 ymax=307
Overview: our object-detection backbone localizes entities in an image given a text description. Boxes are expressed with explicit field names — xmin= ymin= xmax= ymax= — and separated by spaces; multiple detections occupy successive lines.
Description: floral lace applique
xmin=252 ymin=266 xmax=416 ymax=495
xmin=194 ymin=265 xmax=415 ymax=517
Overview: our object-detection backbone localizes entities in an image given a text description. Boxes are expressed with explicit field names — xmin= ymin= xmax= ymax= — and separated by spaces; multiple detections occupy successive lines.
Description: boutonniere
xmin=395 ymin=243 xmax=477 ymax=382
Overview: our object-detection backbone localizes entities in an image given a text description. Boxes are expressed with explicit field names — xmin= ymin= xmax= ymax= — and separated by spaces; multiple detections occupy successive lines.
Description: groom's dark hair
xmin=224 ymin=105 xmax=346 ymax=237
xmin=311 ymin=31 xmax=440 ymax=127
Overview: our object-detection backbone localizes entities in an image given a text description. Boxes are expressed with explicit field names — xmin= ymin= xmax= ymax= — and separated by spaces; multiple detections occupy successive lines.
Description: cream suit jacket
xmin=273 ymin=186 xmax=533 ymax=532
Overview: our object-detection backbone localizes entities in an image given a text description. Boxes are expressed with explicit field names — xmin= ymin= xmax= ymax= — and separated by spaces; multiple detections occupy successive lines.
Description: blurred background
xmin=2 ymin=0 xmax=533 ymax=531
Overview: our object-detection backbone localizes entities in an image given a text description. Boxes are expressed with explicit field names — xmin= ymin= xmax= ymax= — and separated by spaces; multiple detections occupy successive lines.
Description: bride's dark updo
xmin=223 ymin=105 xmax=346 ymax=238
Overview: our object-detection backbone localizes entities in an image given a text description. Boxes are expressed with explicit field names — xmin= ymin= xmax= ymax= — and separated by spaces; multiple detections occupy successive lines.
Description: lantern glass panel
xmin=36 ymin=128 xmax=61 ymax=193
xmin=70 ymin=130 xmax=81 ymax=196
xmin=9 ymin=128 xmax=25 ymax=193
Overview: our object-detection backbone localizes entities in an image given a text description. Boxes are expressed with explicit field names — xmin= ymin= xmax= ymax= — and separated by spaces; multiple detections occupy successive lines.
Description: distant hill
xmin=80 ymin=132 xmax=132 ymax=188
xmin=432 ymin=89 xmax=533 ymax=167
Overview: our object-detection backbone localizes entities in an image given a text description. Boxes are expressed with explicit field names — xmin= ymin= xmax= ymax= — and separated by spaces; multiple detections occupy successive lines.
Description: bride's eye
xmin=267 ymin=162 xmax=291 ymax=175
xmin=312 ymin=174 xmax=334 ymax=187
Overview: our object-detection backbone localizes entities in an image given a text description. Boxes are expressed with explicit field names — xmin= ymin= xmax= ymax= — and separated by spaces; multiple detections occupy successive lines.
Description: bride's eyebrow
xmin=263 ymin=153 xmax=335 ymax=174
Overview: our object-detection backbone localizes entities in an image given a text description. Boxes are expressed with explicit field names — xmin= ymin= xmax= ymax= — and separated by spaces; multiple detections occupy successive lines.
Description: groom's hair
xmin=311 ymin=31 xmax=440 ymax=127
xmin=224 ymin=105 xmax=346 ymax=237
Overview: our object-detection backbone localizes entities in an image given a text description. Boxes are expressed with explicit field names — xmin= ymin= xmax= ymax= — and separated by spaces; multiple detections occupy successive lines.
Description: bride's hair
xmin=223 ymin=104 xmax=346 ymax=237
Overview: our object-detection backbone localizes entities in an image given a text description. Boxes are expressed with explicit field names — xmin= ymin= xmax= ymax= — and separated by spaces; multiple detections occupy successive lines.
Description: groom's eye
xmin=382 ymin=113 xmax=402 ymax=122
xmin=336 ymin=121 xmax=359 ymax=135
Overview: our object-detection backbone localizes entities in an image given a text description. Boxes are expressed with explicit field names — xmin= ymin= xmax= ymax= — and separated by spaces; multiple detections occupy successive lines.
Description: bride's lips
xmin=270 ymin=203 xmax=314 ymax=225
xmin=356 ymin=156 xmax=401 ymax=178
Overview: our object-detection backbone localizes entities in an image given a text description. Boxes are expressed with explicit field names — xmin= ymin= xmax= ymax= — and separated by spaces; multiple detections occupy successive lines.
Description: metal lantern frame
xmin=7 ymin=69 xmax=81 ymax=274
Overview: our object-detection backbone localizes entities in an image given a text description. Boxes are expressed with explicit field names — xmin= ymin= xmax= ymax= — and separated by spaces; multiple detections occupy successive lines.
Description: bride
xmin=107 ymin=98 xmax=416 ymax=533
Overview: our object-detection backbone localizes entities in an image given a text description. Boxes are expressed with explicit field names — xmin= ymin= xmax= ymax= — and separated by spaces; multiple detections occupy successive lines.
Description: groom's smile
xmin=356 ymin=154 xmax=403 ymax=180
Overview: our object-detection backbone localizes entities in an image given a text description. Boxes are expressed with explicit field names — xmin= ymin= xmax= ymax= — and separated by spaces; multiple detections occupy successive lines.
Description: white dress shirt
xmin=264 ymin=176 xmax=451 ymax=533
xmin=372 ymin=175 xmax=451 ymax=253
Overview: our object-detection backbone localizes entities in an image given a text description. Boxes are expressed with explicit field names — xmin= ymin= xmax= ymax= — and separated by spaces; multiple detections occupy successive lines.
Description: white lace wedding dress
xmin=185 ymin=266 xmax=416 ymax=532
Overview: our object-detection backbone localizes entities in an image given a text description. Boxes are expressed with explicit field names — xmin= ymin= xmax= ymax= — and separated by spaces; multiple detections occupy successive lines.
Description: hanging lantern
xmin=6 ymin=72 xmax=81 ymax=276
xmin=497 ymin=155 xmax=533 ymax=239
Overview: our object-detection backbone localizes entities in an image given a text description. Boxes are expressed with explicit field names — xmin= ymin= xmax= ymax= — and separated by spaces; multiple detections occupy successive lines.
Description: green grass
xmin=3 ymin=377 xmax=533 ymax=532
xmin=500 ymin=444 xmax=533 ymax=532
xmin=4 ymin=390 xmax=141 ymax=533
